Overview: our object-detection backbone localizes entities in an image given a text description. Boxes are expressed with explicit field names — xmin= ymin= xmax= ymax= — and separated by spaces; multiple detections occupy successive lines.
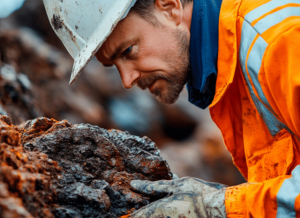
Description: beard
xmin=137 ymin=28 xmax=190 ymax=105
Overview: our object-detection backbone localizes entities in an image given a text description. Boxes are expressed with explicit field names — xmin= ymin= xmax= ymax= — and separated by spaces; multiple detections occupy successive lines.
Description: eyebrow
xmin=108 ymin=41 xmax=129 ymax=62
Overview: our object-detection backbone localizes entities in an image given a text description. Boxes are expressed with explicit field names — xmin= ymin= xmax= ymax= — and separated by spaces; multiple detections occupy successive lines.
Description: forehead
xmin=96 ymin=12 xmax=148 ymax=64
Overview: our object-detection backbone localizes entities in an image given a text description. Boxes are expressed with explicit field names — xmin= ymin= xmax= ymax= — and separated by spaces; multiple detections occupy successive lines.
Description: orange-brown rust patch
xmin=120 ymin=214 xmax=131 ymax=218
xmin=0 ymin=115 xmax=61 ymax=217
xmin=120 ymin=208 xmax=135 ymax=218
xmin=0 ymin=116 xmax=21 ymax=147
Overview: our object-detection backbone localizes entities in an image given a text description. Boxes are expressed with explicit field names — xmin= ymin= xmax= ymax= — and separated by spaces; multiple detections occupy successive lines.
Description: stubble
xmin=137 ymin=28 xmax=190 ymax=105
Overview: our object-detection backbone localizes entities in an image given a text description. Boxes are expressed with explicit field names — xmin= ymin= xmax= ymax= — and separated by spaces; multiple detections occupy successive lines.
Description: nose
xmin=117 ymin=64 xmax=141 ymax=89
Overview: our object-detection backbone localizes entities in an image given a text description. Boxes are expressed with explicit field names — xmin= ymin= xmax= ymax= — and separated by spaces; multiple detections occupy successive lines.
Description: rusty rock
xmin=0 ymin=115 xmax=172 ymax=217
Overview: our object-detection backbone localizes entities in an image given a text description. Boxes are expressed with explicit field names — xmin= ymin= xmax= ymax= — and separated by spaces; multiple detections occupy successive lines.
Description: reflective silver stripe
xmin=254 ymin=6 xmax=300 ymax=34
xmin=276 ymin=165 xmax=300 ymax=218
xmin=244 ymin=0 xmax=300 ymax=23
xmin=240 ymin=21 xmax=285 ymax=136
xmin=247 ymin=36 xmax=271 ymax=110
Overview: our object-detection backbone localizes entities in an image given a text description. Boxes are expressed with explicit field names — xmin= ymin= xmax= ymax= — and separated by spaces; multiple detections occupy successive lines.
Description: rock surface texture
xmin=0 ymin=115 xmax=172 ymax=218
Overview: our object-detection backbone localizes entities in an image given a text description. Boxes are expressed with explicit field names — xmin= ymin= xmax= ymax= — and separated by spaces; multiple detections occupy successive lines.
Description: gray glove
xmin=129 ymin=177 xmax=227 ymax=218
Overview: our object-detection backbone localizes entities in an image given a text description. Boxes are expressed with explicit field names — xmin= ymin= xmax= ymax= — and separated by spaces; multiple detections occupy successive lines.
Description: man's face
xmin=96 ymin=9 xmax=190 ymax=105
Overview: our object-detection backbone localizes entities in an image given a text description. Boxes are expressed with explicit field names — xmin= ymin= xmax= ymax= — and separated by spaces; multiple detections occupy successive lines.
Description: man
xmin=44 ymin=0 xmax=300 ymax=217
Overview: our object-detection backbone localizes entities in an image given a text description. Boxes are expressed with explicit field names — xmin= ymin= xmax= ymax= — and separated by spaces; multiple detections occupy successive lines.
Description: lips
xmin=148 ymin=80 xmax=157 ymax=92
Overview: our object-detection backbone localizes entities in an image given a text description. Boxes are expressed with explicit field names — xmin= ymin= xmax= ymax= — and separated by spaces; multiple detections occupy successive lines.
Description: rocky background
xmin=0 ymin=0 xmax=245 ymax=191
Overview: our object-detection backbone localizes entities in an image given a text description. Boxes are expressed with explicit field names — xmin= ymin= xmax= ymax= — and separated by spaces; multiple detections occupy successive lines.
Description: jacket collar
xmin=209 ymin=0 xmax=241 ymax=109
xmin=187 ymin=0 xmax=223 ymax=109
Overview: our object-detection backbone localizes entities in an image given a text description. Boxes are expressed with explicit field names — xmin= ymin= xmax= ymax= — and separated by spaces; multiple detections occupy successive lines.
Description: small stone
xmin=91 ymin=180 xmax=109 ymax=189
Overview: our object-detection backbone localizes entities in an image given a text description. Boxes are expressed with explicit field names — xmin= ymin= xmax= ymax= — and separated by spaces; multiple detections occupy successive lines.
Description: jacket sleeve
xmin=262 ymin=24 xmax=300 ymax=138
xmin=225 ymin=166 xmax=300 ymax=217
xmin=225 ymin=25 xmax=300 ymax=218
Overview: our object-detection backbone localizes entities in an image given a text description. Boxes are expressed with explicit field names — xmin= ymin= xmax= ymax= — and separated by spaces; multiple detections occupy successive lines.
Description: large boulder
xmin=0 ymin=115 xmax=172 ymax=218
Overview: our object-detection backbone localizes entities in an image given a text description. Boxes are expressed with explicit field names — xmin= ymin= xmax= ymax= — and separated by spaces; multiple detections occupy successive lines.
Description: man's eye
xmin=123 ymin=46 xmax=132 ymax=55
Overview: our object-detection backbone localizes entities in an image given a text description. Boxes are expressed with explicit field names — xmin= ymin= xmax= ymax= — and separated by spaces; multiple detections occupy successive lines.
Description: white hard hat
xmin=43 ymin=0 xmax=137 ymax=84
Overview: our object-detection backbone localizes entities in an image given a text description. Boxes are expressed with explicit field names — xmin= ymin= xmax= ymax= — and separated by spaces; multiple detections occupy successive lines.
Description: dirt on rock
xmin=0 ymin=115 xmax=172 ymax=218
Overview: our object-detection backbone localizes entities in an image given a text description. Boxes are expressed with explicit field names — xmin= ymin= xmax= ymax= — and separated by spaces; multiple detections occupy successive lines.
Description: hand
xmin=129 ymin=177 xmax=227 ymax=218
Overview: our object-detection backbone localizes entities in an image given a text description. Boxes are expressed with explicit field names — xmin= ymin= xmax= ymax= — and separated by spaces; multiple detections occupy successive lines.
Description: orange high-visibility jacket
xmin=210 ymin=0 xmax=300 ymax=216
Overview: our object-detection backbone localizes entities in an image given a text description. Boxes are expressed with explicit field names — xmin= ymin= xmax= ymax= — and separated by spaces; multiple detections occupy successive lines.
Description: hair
xmin=131 ymin=0 xmax=193 ymax=25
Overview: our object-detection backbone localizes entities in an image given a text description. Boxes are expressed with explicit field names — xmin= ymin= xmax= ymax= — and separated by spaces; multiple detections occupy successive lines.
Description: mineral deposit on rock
xmin=0 ymin=115 xmax=173 ymax=218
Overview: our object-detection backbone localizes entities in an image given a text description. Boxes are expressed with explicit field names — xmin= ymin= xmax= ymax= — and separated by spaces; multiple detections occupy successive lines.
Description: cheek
xmin=135 ymin=49 xmax=171 ymax=73
xmin=138 ymin=58 xmax=166 ymax=71
xmin=135 ymin=30 xmax=179 ymax=73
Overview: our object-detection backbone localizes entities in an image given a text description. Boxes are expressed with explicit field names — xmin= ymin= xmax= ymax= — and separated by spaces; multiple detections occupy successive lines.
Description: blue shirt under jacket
xmin=187 ymin=0 xmax=222 ymax=109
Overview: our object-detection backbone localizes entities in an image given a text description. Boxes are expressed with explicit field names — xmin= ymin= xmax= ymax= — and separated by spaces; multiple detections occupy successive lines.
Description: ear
xmin=154 ymin=0 xmax=183 ymax=26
